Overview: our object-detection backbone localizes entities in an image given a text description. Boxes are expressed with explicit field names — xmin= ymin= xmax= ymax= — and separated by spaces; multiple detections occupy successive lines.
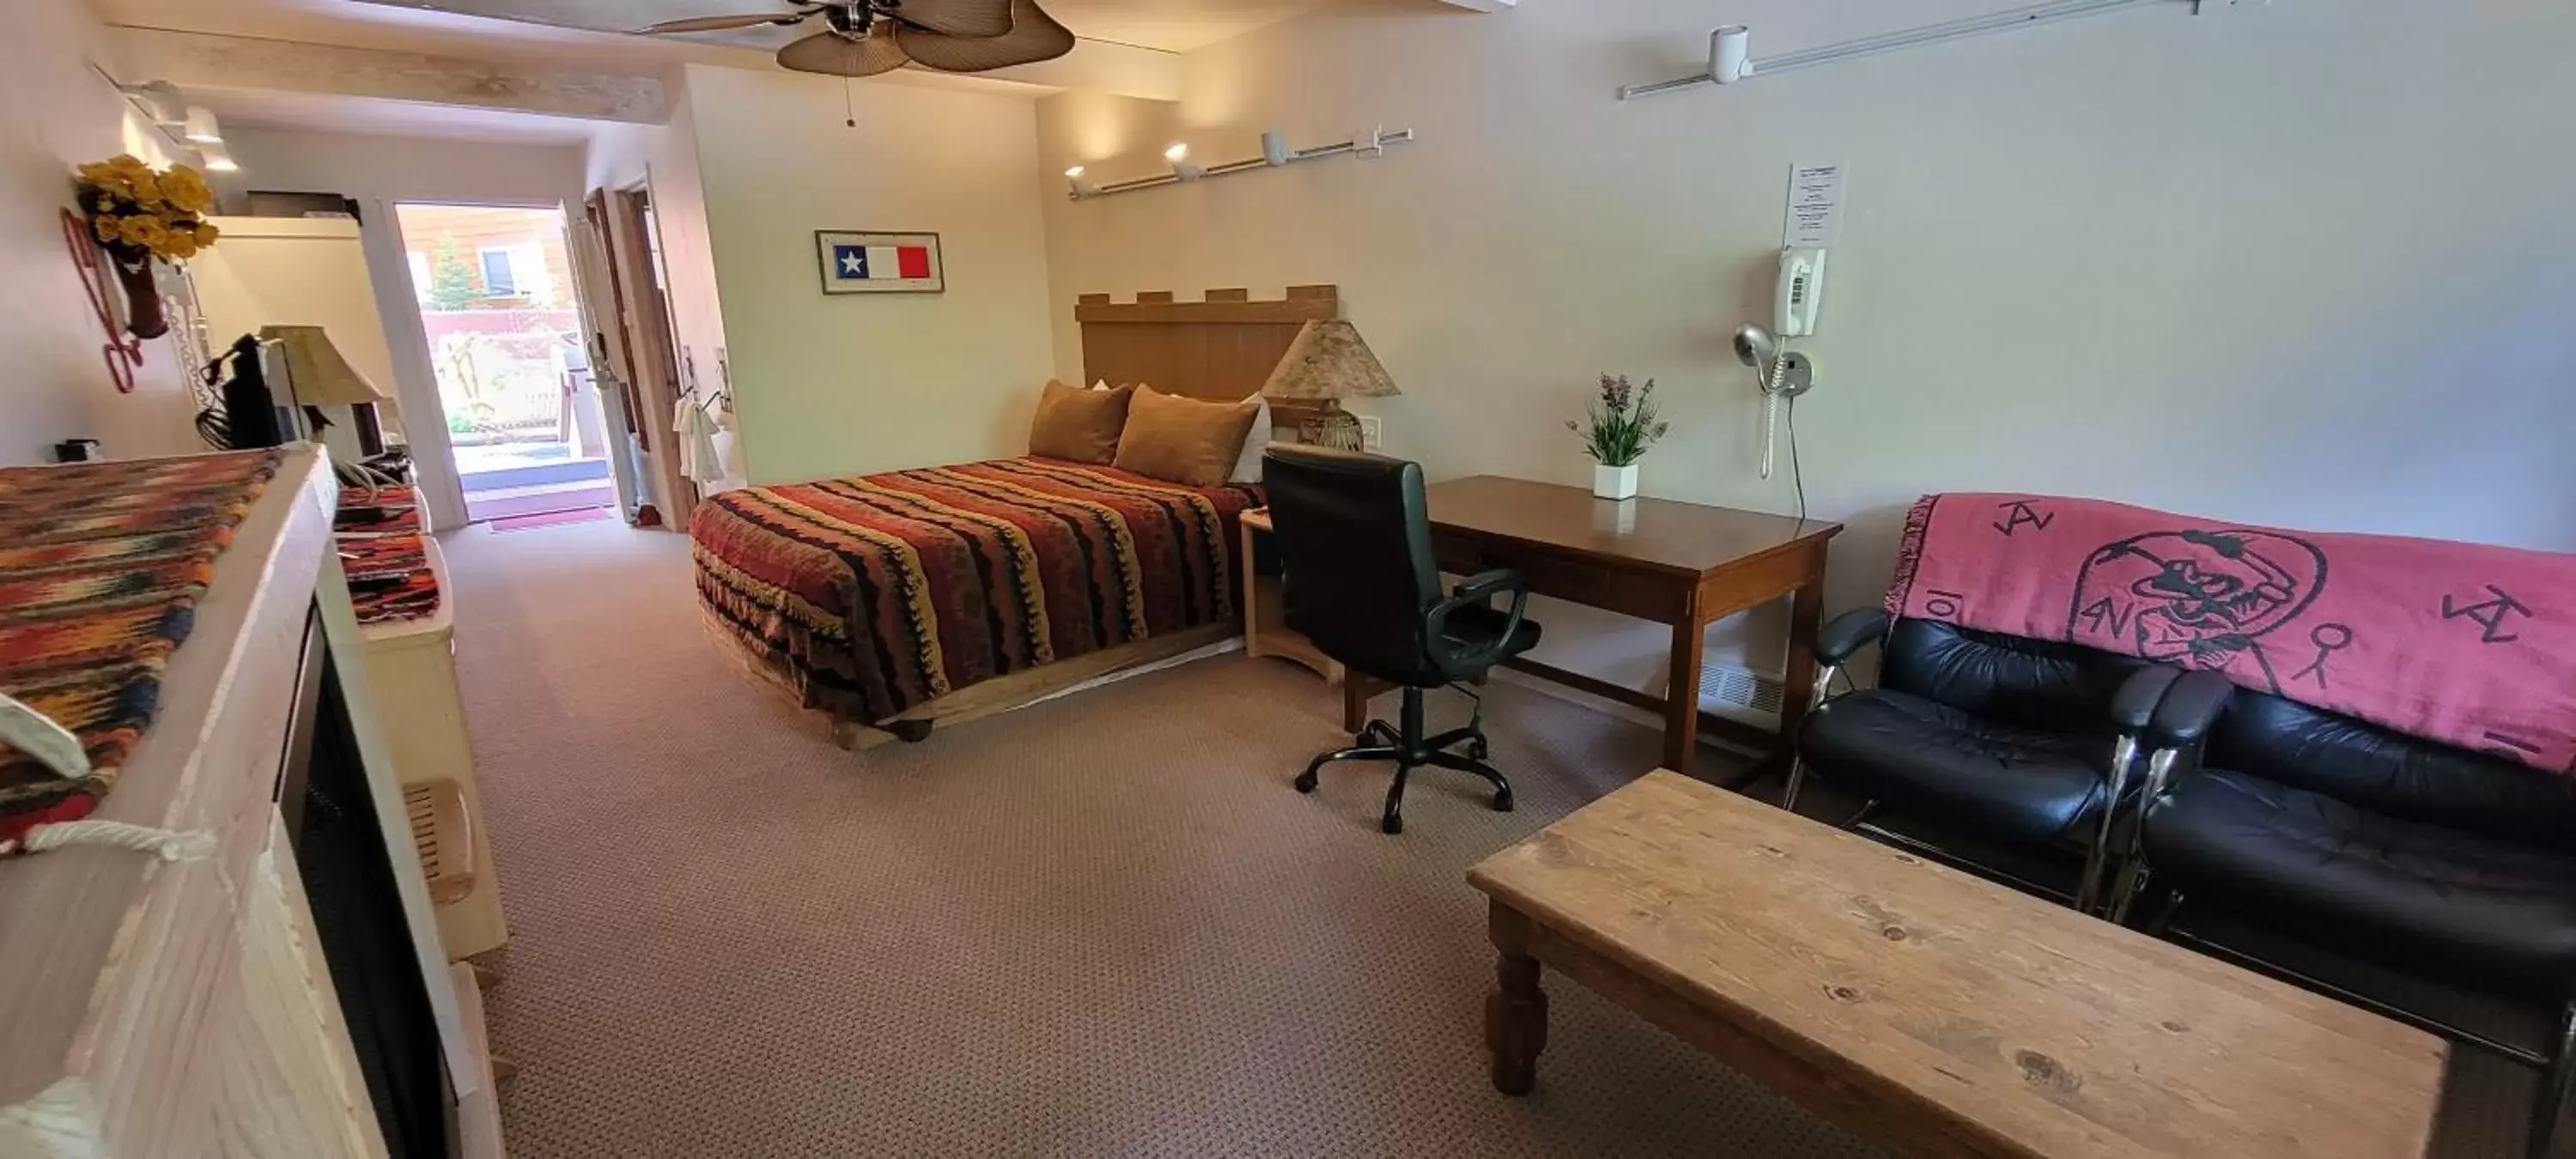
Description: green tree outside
xmin=428 ymin=233 xmax=482 ymax=311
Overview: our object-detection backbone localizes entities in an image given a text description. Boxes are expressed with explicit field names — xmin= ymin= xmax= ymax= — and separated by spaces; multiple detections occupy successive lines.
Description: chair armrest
xmin=2147 ymin=669 xmax=2236 ymax=751
xmin=1425 ymin=568 xmax=1529 ymax=675
xmin=2110 ymin=667 xmax=2184 ymax=735
xmin=1814 ymin=608 xmax=1892 ymax=666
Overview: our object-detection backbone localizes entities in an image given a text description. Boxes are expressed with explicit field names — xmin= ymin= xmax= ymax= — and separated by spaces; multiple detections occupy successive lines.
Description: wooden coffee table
xmin=1467 ymin=771 xmax=2448 ymax=1159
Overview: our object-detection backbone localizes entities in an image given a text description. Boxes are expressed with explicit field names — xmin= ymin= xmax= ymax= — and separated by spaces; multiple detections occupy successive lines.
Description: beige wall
xmin=679 ymin=64 xmax=1057 ymax=486
xmin=0 ymin=0 xmax=200 ymax=464
xmin=1036 ymin=0 xmax=2576 ymax=697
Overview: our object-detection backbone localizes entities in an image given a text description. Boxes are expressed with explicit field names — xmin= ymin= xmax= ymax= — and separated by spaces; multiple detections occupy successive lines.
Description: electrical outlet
xmin=1358 ymin=416 xmax=1384 ymax=452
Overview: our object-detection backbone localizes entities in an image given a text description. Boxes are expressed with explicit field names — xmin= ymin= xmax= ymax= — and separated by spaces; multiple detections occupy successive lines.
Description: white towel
xmin=674 ymin=397 xmax=725 ymax=484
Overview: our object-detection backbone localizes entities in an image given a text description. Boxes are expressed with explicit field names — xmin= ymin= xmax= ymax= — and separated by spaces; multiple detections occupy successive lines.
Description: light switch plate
xmin=1358 ymin=416 xmax=1384 ymax=452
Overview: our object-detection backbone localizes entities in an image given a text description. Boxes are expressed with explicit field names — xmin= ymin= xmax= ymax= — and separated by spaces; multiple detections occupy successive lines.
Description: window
xmin=478 ymin=248 xmax=520 ymax=297
xmin=406 ymin=252 xmax=433 ymax=305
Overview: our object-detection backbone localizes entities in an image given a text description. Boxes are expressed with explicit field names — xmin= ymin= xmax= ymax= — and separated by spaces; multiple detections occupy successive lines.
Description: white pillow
xmin=1230 ymin=397 xmax=1273 ymax=483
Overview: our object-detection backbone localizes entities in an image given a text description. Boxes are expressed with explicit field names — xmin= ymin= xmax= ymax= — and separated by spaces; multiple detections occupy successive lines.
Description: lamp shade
xmin=1261 ymin=320 xmax=1401 ymax=402
xmin=260 ymin=325 xmax=388 ymax=406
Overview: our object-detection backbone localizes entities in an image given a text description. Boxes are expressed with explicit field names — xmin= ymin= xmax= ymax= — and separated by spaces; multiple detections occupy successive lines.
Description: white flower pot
xmin=1593 ymin=464 xmax=1639 ymax=501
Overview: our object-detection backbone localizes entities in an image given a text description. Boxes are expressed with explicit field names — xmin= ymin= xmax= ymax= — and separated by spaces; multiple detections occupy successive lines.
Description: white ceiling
xmin=89 ymin=0 xmax=1374 ymax=149
xmin=96 ymin=0 xmax=1348 ymax=57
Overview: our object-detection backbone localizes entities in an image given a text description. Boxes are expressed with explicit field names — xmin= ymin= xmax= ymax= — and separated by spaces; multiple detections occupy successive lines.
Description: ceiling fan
xmin=635 ymin=0 xmax=1074 ymax=77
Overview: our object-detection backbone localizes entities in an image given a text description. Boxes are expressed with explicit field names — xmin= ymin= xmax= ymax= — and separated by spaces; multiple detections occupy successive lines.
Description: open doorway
xmin=392 ymin=203 xmax=619 ymax=526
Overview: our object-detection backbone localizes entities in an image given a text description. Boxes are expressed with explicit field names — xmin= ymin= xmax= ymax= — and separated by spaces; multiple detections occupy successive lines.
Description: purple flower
xmin=1599 ymin=373 xmax=1634 ymax=413
xmin=1651 ymin=422 xmax=1670 ymax=440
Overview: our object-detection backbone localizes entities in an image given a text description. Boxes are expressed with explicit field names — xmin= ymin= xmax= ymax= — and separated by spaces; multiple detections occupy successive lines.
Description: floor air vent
xmin=1698 ymin=663 xmax=1786 ymax=729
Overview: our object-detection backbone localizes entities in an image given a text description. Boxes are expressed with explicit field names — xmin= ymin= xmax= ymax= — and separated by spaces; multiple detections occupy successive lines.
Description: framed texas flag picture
xmin=816 ymin=230 xmax=944 ymax=294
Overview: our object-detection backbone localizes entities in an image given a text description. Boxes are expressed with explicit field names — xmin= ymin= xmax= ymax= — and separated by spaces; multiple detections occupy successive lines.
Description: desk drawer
xmin=1433 ymin=531 xmax=1686 ymax=623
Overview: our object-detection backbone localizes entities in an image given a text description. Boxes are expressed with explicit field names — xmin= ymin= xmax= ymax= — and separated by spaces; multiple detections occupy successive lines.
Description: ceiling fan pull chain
xmin=844 ymin=77 xmax=857 ymax=128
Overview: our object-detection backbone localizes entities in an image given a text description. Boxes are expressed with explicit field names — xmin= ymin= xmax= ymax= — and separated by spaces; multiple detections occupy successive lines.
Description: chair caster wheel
xmin=1492 ymin=791 xmax=1515 ymax=813
xmin=1293 ymin=771 xmax=1319 ymax=794
xmin=1382 ymin=814 xmax=1404 ymax=835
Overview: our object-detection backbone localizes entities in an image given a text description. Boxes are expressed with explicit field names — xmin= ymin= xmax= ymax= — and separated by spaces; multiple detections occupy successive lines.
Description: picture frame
xmin=816 ymin=230 xmax=944 ymax=294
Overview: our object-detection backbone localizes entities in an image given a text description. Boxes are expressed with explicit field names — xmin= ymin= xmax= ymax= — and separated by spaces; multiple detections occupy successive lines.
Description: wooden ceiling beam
xmin=107 ymin=27 xmax=668 ymax=124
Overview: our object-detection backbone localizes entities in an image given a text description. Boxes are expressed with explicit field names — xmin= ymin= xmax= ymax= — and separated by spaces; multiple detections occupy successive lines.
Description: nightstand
xmin=1239 ymin=508 xmax=1341 ymax=685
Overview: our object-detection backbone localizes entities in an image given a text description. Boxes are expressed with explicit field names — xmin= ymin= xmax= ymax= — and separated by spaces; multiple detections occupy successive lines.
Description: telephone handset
xmin=1735 ymin=247 xmax=1823 ymax=480
xmin=1776 ymin=247 xmax=1826 ymax=338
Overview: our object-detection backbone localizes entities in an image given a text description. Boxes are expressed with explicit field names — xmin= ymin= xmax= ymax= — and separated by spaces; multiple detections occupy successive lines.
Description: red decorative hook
xmin=62 ymin=209 xmax=146 ymax=394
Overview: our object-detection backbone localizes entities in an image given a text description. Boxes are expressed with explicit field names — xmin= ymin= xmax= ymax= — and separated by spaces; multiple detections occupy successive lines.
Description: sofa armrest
xmin=1814 ymin=608 xmax=1893 ymax=667
xmin=2110 ymin=667 xmax=2184 ymax=735
xmin=2147 ymin=669 xmax=2236 ymax=751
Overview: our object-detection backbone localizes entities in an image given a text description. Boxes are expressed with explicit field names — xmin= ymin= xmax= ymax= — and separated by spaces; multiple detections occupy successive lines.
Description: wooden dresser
xmin=0 ymin=448 xmax=502 ymax=1157
xmin=361 ymin=531 xmax=510 ymax=961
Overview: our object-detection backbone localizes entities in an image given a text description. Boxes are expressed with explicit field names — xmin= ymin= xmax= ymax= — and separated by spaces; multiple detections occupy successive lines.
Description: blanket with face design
xmin=1886 ymin=493 xmax=2576 ymax=774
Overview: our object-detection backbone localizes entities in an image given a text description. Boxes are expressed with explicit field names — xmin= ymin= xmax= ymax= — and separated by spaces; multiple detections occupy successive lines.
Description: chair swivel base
xmin=1295 ymin=686 xmax=1513 ymax=834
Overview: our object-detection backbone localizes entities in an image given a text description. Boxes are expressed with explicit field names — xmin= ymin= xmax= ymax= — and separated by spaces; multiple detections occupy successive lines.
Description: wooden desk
xmin=1346 ymin=476 xmax=1839 ymax=777
xmin=1469 ymin=770 xmax=2447 ymax=1159
xmin=1238 ymin=508 xmax=1342 ymax=686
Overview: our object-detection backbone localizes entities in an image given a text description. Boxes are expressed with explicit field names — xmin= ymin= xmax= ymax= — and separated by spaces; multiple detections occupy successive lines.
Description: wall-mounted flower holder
xmin=60 ymin=209 xmax=146 ymax=394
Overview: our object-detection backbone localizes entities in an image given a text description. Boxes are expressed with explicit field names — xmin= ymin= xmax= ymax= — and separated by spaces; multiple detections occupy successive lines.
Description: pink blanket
xmin=1886 ymin=494 xmax=2576 ymax=774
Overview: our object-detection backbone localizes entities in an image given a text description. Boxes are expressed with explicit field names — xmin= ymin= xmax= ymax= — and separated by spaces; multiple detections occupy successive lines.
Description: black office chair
xmin=1263 ymin=446 xmax=1541 ymax=834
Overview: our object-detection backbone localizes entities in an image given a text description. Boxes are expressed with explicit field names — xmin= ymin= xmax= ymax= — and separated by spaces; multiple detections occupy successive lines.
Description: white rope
xmin=0 ymin=820 xmax=216 ymax=863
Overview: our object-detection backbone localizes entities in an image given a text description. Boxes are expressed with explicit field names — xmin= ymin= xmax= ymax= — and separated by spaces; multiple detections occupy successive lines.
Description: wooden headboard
xmin=1075 ymin=285 xmax=1340 ymax=410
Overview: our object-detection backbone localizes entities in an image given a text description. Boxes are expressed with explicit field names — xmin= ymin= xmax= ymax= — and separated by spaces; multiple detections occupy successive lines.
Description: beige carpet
xmin=443 ymin=520 xmax=2537 ymax=1158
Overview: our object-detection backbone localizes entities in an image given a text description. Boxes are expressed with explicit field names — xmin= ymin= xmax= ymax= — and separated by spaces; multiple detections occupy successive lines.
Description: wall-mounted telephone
xmin=1735 ymin=246 xmax=1824 ymax=482
xmin=1776 ymin=246 xmax=1827 ymax=337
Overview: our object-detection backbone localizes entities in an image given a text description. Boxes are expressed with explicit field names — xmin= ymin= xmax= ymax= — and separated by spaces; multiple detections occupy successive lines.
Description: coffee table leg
xmin=1485 ymin=902 xmax=1549 ymax=1096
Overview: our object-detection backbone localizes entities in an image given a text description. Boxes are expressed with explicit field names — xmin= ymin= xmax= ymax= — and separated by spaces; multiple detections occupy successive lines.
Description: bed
xmin=693 ymin=285 xmax=1342 ymax=749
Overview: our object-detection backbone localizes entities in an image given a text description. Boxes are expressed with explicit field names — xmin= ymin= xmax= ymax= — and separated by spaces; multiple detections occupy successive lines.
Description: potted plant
xmin=1571 ymin=373 xmax=1668 ymax=501
xmin=74 ymin=155 xmax=220 ymax=340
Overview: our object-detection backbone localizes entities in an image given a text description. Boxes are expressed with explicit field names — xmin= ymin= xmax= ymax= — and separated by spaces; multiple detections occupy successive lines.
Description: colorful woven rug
xmin=337 ymin=529 xmax=440 ymax=627
xmin=0 ymin=450 xmax=284 ymax=842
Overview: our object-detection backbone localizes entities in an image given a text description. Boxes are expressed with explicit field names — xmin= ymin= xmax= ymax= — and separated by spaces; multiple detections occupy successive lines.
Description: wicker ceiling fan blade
xmin=879 ymin=0 xmax=1014 ymax=39
xmin=634 ymin=10 xmax=811 ymax=33
xmin=776 ymin=29 xmax=914 ymax=76
xmin=893 ymin=0 xmax=1073 ymax=72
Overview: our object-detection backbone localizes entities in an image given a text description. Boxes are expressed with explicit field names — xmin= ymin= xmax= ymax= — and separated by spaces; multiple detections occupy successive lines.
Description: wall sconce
xmin=182 ymin=106 xmax=223 ymax=144
xmin=199 ymin=141 xmax=239 ymax=173
xmin=1066 ymin=125 xmax=1419 ymax=201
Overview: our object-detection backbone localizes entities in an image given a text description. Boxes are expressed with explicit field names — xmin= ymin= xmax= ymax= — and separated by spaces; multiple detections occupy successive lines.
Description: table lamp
xmin=1261 ymin=319 xmax=1400 ymax=451
xmin=262 ymin=325 xmax=392 ymax=461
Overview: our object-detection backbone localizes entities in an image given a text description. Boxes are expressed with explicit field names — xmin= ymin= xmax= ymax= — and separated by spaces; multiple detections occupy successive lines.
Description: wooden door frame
xmin=588 ymin=185 xmax=697 ymax=526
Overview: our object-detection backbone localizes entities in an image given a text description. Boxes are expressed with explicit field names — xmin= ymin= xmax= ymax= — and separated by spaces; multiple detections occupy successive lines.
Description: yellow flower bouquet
xmin=74 ymin=154 xmax=220 ymax=339
xmin=76 ymin=154 xmax=221 ymax=263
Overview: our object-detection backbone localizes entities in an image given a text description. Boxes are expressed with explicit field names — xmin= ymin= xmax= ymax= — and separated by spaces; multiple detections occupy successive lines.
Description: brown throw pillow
xmin=1114 ymin=386 xmax=1261 ymax=487
xmin=1028 ymin=379 xmax=1133 ymax=464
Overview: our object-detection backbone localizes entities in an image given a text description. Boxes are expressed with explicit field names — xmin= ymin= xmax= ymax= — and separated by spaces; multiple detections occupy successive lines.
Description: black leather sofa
xmin=1790 ymin=608 xmax=2179 ymax=913
xmin=2119 ymin=671 xmax=2576 ymax=1159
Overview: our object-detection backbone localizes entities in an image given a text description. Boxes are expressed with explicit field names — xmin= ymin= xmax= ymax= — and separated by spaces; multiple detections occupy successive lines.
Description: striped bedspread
xmin=692 ymin=457 xmax=1261 ymax=728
